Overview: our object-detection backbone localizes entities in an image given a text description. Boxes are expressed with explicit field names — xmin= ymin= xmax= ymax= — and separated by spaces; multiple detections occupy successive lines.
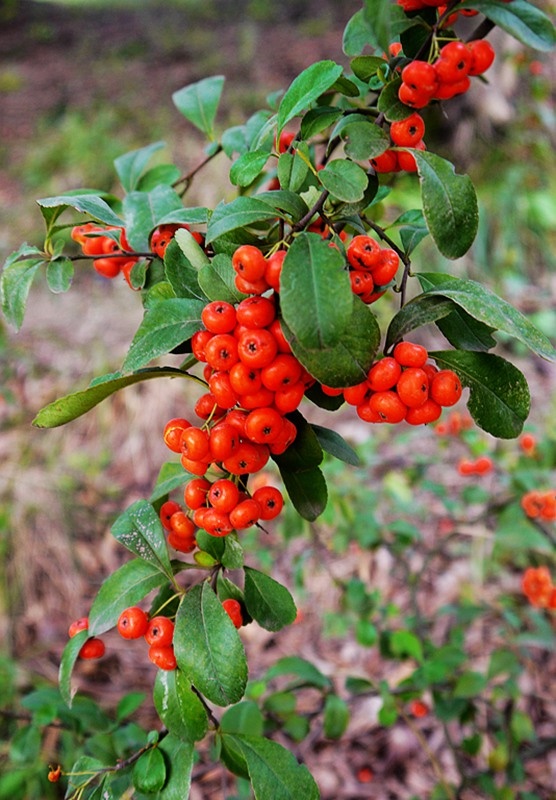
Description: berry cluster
xmin=150 ymin=223 xmax=204 ymax=259
xmin=521 ymin=489 xmax=556 ymax=522
xmin=434 ymin=410 xmax=473 ymax=437
xmin=522 ymin=566 xmax=556 ymax=609
xmin=371 ymin=112 xmax=426 ymax=174
xmin=346 ymin=235 xmax=400 ymax=302
xmin=457 ymin=455 xmax=494 ymax=476
xmin=71 ymin=223 xmax=138 ymax=282
xmin=67 ymin=617 xmax=106 ymax=660
xmin=323 ymin=341 xmax=463 ymax=425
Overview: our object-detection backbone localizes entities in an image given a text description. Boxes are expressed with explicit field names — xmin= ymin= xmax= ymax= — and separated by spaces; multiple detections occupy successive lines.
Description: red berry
xmin=79 ymin=638 xmax=106 ymax=660
xmin=145 ymin=616 xmax=174 ymax=647
xmin=68 ymin=617 xmax=89 ymax=638
xmin=222 ymin=598 xmax=243 ymax=629
xmin=117 ymin=606 xmax=149 ymax=639
xmin=148 ymin=644 xmax=177 ymax=670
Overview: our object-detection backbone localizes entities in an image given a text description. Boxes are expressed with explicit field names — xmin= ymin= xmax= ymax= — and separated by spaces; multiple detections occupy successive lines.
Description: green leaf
xmin=283 ymin=295 xmax=380 ymax=387
xmin=459 ymin=0 xmax=555 ymax=51
xmin=265 ymin=656 xmax=332 ymax=690
xmin=123 ymin=185 xmax=185 ymax=251
xmin=390 ymin=630 xmax=423 ymax=662
xmin=318 ymin=159 xmax=368 ymax=203
xmin=222 ymin=734 xmax=320 ymax=800
xmin=280 ymin=232 xmax=353 ymax=350
xmin=133 ymin=748 xmax=166 ymax=794
xmin=378 ymin=77 xmax=413 ymax=121
xmin=278 ymin=464 xmax=328 ymax=521
xmin=338 ymin=119 xmax=391 ymax=161
xmin=385 ymin=295 xmax=455 ymax=350
xmin=174 ymin=227 xmax=210 ymax=270
xmin=311 ymin=424 xmax=361 ymax=466
xmin=198 ymin=253 xmax=248 ymax=303
xmin=65 ymin=756 xmax=107 ymax=795
xmin=206 ymin=196 xmax=281 ymax=244
xmin=343 ymin=9 xmax=375 ymax=56
xmin=230 ymin=150 xmax=271 ymax=187
xmin=153 ymin=670 xmax=208 ymax=743
xmin=174 ymin=583 xmax=247 ymax=706
xmin=300 ymin=107 xmax=343 ymax=140
xmin=123 ymin=298 xmax=205 ymax=372
xmin=430 ymin=350 xmax=530 ymax=438
xmin=323 ymin=694 xmax=350 ymax=739
xmin=350 ymin=55 xmax=387 ymax=82
xmin=37 ymin=193 xmax=124 ymax=227
xmin=277 ymin=60 xmax=343 ymax=135
xmin=137 ymin=164 xmax=182 ymax=191
xmin=172 ymin=76 xmax=225 ymax=139
xmin=163 ymin=239 xmax=207 ymax=301
xmin=59 ymin=629 xmax=88 ymax=707
xmin=243 ymin=567 xmax=297 ymax=632
xmin=46 ymin=257 xmax=74 ymax=294
xmin=272 ymin=411 xmax=323 ymax=471
xmin=453 ymin=670 xmax=487 ymax=698
xmin=256 ymin=189 xmax=309 ymax=221
xmin=0 ymin=248 xmax=44 ymax=330
xmin=88 ymin=559 xmax=168 ymax=636
xmin=114 ymin=141 xmax=166 ymax=193
xmin=154 ymin=734 xmax=194 ymax=799
xmin=221 ymin=701 xmax=264 ymax=737
xmin=116 ymin=691 xmax=146 ymax=722
xmin=111 ymin=500 xmax=173 ymax=578
xmin=363 ymin=0 xmax=394 ymax=54
xmin=149 ymin=462 xmax=189 ymax=503
xmin=412 ymin=151 xmax=478 ymax=259
xmin=33 ymin=367 xmax=191 ymax=428
xmin=417 ymin=273 xmax=556 ymax=361
xmin=277 ymin=151 xmax=310 ymax=193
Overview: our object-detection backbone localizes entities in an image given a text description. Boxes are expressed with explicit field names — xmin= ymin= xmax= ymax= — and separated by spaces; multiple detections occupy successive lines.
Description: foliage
xmin=1 ymin=0 xmax=555 ymax=797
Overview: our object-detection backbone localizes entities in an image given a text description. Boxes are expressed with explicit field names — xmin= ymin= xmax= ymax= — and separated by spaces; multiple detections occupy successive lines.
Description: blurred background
xmin=0 ymin=1 xmax=555 ymax=798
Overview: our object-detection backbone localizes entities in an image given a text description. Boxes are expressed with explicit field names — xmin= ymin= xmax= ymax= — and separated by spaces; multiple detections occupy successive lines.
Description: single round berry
xmin=148 ymin=644 xmax=177 ymax=670
xmin=145 ymin=616 xmax=175 ymax=647
xmin=117 ymin=606 xmax=149 ymax=640
xmin=79 ymin=638 xmax=106 ymax=660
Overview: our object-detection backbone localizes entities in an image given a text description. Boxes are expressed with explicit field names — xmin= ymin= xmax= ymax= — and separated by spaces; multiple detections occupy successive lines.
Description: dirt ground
xmin=1 ymin=3 xmax=556 ymax=799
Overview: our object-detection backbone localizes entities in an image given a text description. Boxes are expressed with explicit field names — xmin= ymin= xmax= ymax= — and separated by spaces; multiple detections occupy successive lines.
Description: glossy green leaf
xmin=174 ymin=583 xmax=247 ymax=706
xmin=362 ymin=0 xmax=394 ymax=54
xmin=323 ymin=694 xmax=350 ymax=739
xmin=151 ymin=734 xmax=194 ymax=800
xmin=300 ymin=107 xmax=343 ymax=140
xmin=59 ymin=629 xmax=88 ymax=707
xmin=123 ymin=298 xmax=205 ymax=372
xmin=123 ymin=186 xmax=185 ymax=251
xmin=280 ymin=232 xmax=353 ymax=350
xmin=222 ymin=734 xmax=320 ymax=800
xmin=198 ymin=253 xmax=248 ymax=303
xmin=243 ymin=567 xmax=297 ymax=632
xmin=111 ymin=500 xmax=173 ymax=578
xmin=418 ymin=273 xmax=556 ymax=361
xmin=172 ymin=75 xmax=225 ymax=139
xmin=318 ymin=159 xmax=368 ymax=203
xmin=271 ymin=411 xmax=323 ymax=471
xmin=153 ymin=670 xmax=208 ymax=743
xmin=377 ymin=77 xmax=413 ymax=121
xmin=206 ymin=196 xmax=281 ymax=244
xmin=256 ymin=189 xmax=309 ymax=221
xmin=37 ymin=193 xmax=123 ymax=227
xmin=33 ymin=367 xmax=191 ymax=428
xmin=430 ymin=350 xmax=530 ymax=438
xmin=89 ymin=559 xmax=168 ymax=636
xmin=229 ymin=150 xmax=271 ymax=187
xmin=277 ymin=60 xmax=343 ymax=135
xmin=278 ymin=464 xmax=328 ymax=521
xmin=311 ymin=423 xmax=361 ymax=466
xmin=277 ymin=151 xmax=310 ymax=193
xmin=459 ymin=0 xmax=556 ymax=51
xmin=114 ymin=141 xmax=166 ymax=192
xmin=133 ymin=748 xmax=166 ymax=794
xmin=283 ymin=296 xmax=380 ymax=387
xmin=163 ymin=239 xmax=207 ymax=301
xmin=350 ymin=55 xmax=387 ymax=82
xmin=435 ymin=307 xmax=498 ymax=352
xmin=0 ymin=248 xmax=44 ymax=330
xmin=149 ymin=462 xmax=188 ymax=503
xmin=46 ymin=257 xmax=74 ymax=294
xmin=385 ymin=295 xmax=456 ymax=350
xmin=412 ymin=151 xmax=478 ymax=259
xmin=221 ymin=701 xmax=264 ymax=737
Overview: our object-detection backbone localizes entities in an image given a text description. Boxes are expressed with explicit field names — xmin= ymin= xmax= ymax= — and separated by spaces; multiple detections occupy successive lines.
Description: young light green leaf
xmin=206 ymin=196 xmax=281 ymax=244
xmin=198 ymin=253 xmax=248 ymax=303
xmin=33 ymin=367 xmax=191 ymax=428
xmin=229 ymin=150 xmax=271 ymax=187
xmin=311 ymin=424 xmax=361 ymax=466
xmin=417 ymin=273 xmax=556 ymax=361
xmin=88 ymin=559 xmax=168 ymax=636
xmin=459 ymin=0 xmax=555 ymax=51
xmin=123 ymin=186 xmax=185 ymax=251
xmin=174 ymin=583 xmax=247 ymax=706
xmin=430 ymin=350 xmax=530 ymax=439
xmin=37 ymin=193 xmax=124 ymax=227
xmin=111 ymin=500 xmax=173 ymax=577
xmin=280 ymin=232 xmax=353 ymax=350
xmin=412 ymin=151 xmax=478 ymax=259
xmin=163 ymin=239 xmax=207 ymax=301
xmin=114 ymin=141 xmax=166 ymax=193
xmin=172 ymin=76 xmax=225 ymax=139
xmin=137 ymin=163 xmax=182 ymax=191
xmin=153 ymin=670 xmax=208 ymax=743
xmin=318 ymin=159 xmax=368 ymax=203
xmin=243 ymin=567 xmax=297 ymax=632
xmin=221 ymin=734 xmax=320 ymax=800
xmin=123 ymin=298 xmax=205 ymax=372
xmin=59 ymin=629 xmax=88 ymax=707
xmin=132 ymin=748 xmax=166 ymax=794
xmin=277 ymin=60 xmax=343 ymax=135
xmin=46 ymin=257 xmax=74 ymax=294
xmin=1 ymin=250 xmax=44 ymax=330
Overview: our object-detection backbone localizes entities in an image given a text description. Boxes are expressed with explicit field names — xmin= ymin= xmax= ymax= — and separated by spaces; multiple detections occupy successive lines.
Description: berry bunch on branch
xmin=1 ymin=0 xmax=555 ymax=797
